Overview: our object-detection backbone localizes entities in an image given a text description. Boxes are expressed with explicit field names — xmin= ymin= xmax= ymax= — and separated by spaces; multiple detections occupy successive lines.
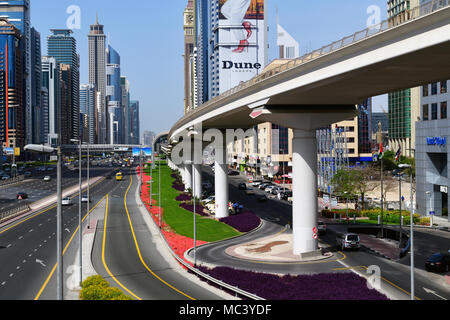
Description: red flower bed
xmin=138 ymin=167 xmax=207 ymax=266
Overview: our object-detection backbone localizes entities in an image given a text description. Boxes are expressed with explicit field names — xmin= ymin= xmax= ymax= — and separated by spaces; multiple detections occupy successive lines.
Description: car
xmin=259 ymin=183 xmax=271 ymax=190
xmin=43 ymin=176 xmax=51 ymax=182
xmin=202 ymin=196 xmax=215 ymax=204
xmin=228 ymin=170 xmax=240 ymax=176
xmin=265 ymin=185 xmax=276 ymax=193
xmin=257 ymin=194 xmax=268 ymax=202
xmin=336 ymin=233 xmax=360 ymax=251
xmin=1 ymin=175 xmax=10 ymax=180
xmin=238 ymin=183 xmax=247 ymax=190
xmin=318 ymin=222 xmax=327 ymax=234
xmin=246 ymin=187 xmax=256 ymax=195
xmin=16 ymin=192 xmax=28 ymax=200
xmin=62 ymin=197 xmax=72 ymax=206
xmin=251 ymin=180 xmax=263 ymax=187
xmin=81 ymin=195 xmax=91 ymax=203
xmin=24 ymin=171 xmax=32 ymax=177
xmin=425 ymin=252 xmax=450 ymax=273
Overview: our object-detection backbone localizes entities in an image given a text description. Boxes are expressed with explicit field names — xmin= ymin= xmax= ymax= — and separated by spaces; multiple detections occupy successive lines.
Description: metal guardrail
xmin=138 ymin=180 xmax=264 ymax=300
xmin=0 ymin=205 xmax=30 ymax=224
xmin=0 ymin=175 xmax=25 ymax=188
xmin=174 ymin=0 xmax=450 ymax=134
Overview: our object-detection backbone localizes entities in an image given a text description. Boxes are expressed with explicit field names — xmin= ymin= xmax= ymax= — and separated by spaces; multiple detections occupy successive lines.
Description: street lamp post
xmin=71 ymin=139 xmax=82 ymax=286
xmin=24 ymin=144 xmax=63 ymax=300
xmin=188 ymin=127 xmax=199 ymax=267
xmin=399 ymin=163 xmax=414 ymax=300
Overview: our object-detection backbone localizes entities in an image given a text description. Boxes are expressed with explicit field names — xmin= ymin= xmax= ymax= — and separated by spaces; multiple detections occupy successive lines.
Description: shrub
xmin=79 ymin=275 xmax=134 ymax=300
xmin=219 ymin=212 xmax=261 ymax=233
xmin=419 ymin=217 xmax=431 ymax=226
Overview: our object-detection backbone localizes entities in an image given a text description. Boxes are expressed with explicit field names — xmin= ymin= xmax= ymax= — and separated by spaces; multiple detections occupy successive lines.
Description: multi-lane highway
xmin=0 ymin=166 xmax=118 ymax=300
xmin=91 ymin=167 xmax=225 ymax=300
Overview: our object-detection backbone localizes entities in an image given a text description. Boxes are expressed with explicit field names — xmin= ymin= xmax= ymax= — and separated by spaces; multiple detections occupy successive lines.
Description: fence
xmin=0 ymin=175 xmax=25 ymax=188
xmin=0 ymin=205 xmax=30 ymax=224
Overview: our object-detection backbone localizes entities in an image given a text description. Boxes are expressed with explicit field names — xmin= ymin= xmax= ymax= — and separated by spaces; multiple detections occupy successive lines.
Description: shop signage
xmin=427 ymin=136 xmax=447 ymax=146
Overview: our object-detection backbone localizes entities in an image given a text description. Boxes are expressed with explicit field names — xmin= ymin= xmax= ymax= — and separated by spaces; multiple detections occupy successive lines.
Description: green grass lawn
xmin=144 ymin=162 xmax=241 ymax=242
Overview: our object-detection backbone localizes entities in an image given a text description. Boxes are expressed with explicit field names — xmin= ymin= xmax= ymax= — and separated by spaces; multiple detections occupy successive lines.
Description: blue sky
xmin=32 ymin=0 xmax=389 ymax=136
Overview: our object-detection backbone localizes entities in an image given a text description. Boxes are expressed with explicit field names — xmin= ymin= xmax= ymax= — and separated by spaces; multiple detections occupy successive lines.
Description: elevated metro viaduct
xmin=167 ymin=4 xmax=450 ymax=257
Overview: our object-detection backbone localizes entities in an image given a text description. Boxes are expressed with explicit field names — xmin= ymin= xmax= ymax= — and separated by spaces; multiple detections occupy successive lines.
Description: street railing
xmin=0 ymin=175 xmax=25 ymax=188
xmin=176 ymin=0 xmax=450 ymax=132
xmin=0 ymin=205 xmax=30 ymax=224
xmin=138 ymin=179 xmax=265 ymax=300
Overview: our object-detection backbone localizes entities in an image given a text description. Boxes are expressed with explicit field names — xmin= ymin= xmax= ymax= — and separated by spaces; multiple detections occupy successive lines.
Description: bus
xmin=116 ymin=172 xmax=123 ymax=181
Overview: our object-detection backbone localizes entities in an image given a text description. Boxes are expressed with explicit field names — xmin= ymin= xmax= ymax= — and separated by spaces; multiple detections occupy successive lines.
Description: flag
xmin=395 ymin=147 xmax=401 ymax=162
xmin=378 ymin=143 xmax=384 ymax=160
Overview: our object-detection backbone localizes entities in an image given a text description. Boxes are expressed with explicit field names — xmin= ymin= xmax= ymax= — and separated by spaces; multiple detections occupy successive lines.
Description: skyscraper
xmin=106 ymin=45 xmax=122 ymax=144
xmin=88 ymin=14 xmax=107 ymax=144
xmin=80 ymin=83 xmax=96 ymax=144
xmin=183 ymin=0 xmax=195 ymax=114
xmin=31 ymin=27 xmax=42 ymax=144
xmin=0 ymin=0 xmax=31 ymax=146
xmin=41 ymin=56 xmax=61 ymax=146
xmin=0 ymin=19 xmax=24 ymax=150
xmin=387 ymin=0 xmax=420 ymax=158
xmin=129 ymin=100 xmax=140 ymax=145
xmin=121 ymin=76 xmax=130 ymax=144
xmin=47 ymin=29 xmax=80 ymax=142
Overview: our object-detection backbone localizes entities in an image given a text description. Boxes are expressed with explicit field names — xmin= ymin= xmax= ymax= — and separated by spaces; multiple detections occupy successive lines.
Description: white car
xmin=43 ymin=176 xmax=51 ymax=182
xmin=265 ymin=185 xmax=276 ymax=193
xmin=202 ymin=196 xmax=215 ymax=204
xmin=81 ymin=195 xmax=90 ymax=203
xmin=62 ymin=197 xmax=72 ymax=206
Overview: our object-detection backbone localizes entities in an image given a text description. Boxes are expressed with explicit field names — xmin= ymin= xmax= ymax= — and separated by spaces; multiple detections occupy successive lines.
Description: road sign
xmin=313 ymin=227 xmax=318 ymax=240
xmin=429 ymin=211 xmax=435 ymax=216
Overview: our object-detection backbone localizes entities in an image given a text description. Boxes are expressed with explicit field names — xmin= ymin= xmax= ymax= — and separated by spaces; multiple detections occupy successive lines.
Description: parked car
xmin=257 ymin=194 xmax=268 ymax=202
xmin=238 ymin=183 xmax=247 ymax=190
xmin=259 ymin=183 xmax=270 ymax=190
xmin=318 ymin=222 xmax=327 ymax=235
xmin=281 ymin=190 xmax=293 ymax=201
xmin=336 ymin=233 xmax=360 ymax=251
xmin=251 ymin=180 xmax=263 ymax=187
xmin=16 ymin=192 xmax=28 ymax=200
xmin=24 ymin=171 xmax=32 ymax=177
xmin=62 ymin=197 xmax=72 ymax=206
xmin=425 ymin=252 xmax=450 ymax=273
xmin=202 ymin=195 xmax=215 ymax=204
xmin=246 ymin=187 xmax=256 ymax=195
xmin=43 ymin=176 xmax=51 ymax=182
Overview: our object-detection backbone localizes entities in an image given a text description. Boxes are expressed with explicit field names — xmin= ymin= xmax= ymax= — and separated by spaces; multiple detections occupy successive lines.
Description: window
xmin=432 ymin=103 xmax=438 ymax=120
xmin=423 ymin=85 xmax=429 ymax=97
xmin=441 ymin=81 xmax=448 ymax=94
xmin=423 ymin=104 xmax=429 ymax=120
xmin=441 ymin=102 xmax=448 ymax=119
xmin=431 ymin=83 xmax=438 ymax=95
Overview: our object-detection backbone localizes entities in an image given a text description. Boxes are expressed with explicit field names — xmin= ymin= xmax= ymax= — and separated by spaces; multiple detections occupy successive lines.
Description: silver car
xmin=336 ymin=233 xmax=361 ymax=251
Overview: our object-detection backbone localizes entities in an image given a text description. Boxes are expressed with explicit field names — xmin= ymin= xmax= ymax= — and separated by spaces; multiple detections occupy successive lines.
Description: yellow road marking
xmin=122 ymin=170 xmax=195 ymax=300
xmin=101 ymin=195 xmax=142 ymax=300
xmin=34 ymin=194 xmax=106 ymax=300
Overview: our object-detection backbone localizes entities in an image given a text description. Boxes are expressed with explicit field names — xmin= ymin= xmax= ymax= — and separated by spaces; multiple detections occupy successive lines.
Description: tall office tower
xmin=387 ymin=0 xmax=420 ymax=158
xmin=183 ymin=0 xmax=195 ymax=114
xmin=129 ymin=100 xmax=140 ymax=145
xmin=41 ymin=56 xmax=61 ymax=145
xmin=209 ymin=0 xmax=268 ymax=98
xmin=30 ymin=27 xmax=42 ymax=144
xmin=121 ymin=76 xmax=130 ymax=144
xmin=106 ymin=45 xmax=122 ymax=144
xmin=277 ymin=22 xmax=299 ymax=59
xmin=358 ymin=98 xmax=373 ymax=155
xmin=59 ymin=64 xmax=72 ymax=145
xmin=0 ymin=0 xmax=31 ymax=146
xmin=196 ymin=0 xmax=209 ymax=105
xmin=88 ymin=14 xmax=107 ymax=144
xmin=40 ymin=86 xmax=48 ymax=144
xmin=0 ymin=19 xmax=24 ymax=150
xmin=47 ymin=29 xmax=80 ymax=142
xmin=80 ymin=84 xmax=96 ymax=144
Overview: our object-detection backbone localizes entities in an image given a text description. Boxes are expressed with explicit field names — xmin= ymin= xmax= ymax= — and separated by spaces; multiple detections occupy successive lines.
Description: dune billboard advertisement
xmin=218 ymin=0 xmax=267 ymax=94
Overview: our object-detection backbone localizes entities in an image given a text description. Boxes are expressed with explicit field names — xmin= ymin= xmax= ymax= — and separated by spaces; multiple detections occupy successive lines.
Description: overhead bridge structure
xmin=167 ymin=2 xmax=450 ymax=257
xmin=60 ymin=144 xmax=149 ymax=154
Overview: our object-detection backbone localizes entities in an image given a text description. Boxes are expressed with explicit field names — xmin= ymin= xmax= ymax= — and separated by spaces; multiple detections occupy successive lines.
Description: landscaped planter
xmin=219 ymin=211 xmax=261 ymax=233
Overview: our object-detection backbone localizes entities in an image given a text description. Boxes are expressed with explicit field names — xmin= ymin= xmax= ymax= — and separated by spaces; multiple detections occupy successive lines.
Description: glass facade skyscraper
xmin=107 ymin=45 xmax=122 ymax=144
xmin=47 ymin=29 xmax=80 ymax=142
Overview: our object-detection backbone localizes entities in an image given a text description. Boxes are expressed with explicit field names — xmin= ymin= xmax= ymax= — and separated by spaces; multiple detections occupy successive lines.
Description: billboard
xmin=132 ymin=148 xmax=152 ymax=157
xmin=218 ymin=0 xmax=267 ymax=93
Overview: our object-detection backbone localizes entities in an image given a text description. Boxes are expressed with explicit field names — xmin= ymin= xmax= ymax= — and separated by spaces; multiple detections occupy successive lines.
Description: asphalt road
xmin=0 ymin=168 xmax=118 ymax=300
xmin=194 ymin=167 xmax=450 ymax=300
xmin=0 ymin=167 xmax=115 ymax=214
xmin=91 ymin=166 xmax=225 ymax=300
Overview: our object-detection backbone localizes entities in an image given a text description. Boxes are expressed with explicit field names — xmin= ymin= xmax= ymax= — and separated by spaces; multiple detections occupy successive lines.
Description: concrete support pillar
xmin=215 ymin=141 xmax=229 ymax=219
xmin=185 ymin=162 xmax=193 ymax=191
xmin=193 ymin=150 xmax=202 ymax=199
xmin=292 ymin=129 xmax=319 ymax=256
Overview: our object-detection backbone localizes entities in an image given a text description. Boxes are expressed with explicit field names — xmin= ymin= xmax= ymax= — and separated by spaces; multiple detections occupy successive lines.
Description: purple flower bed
xmin=219 ymin=211 xmax=261 ymax=233
xmin=179 ymin=203 xmax=209 ymax=217
xmin=197 ymin=266 xmax=389 ymax=300
xmin=176 ymin=193 xmax=192 ymax=202
xmin=172 ymin=182 xmax=185 ymax=192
